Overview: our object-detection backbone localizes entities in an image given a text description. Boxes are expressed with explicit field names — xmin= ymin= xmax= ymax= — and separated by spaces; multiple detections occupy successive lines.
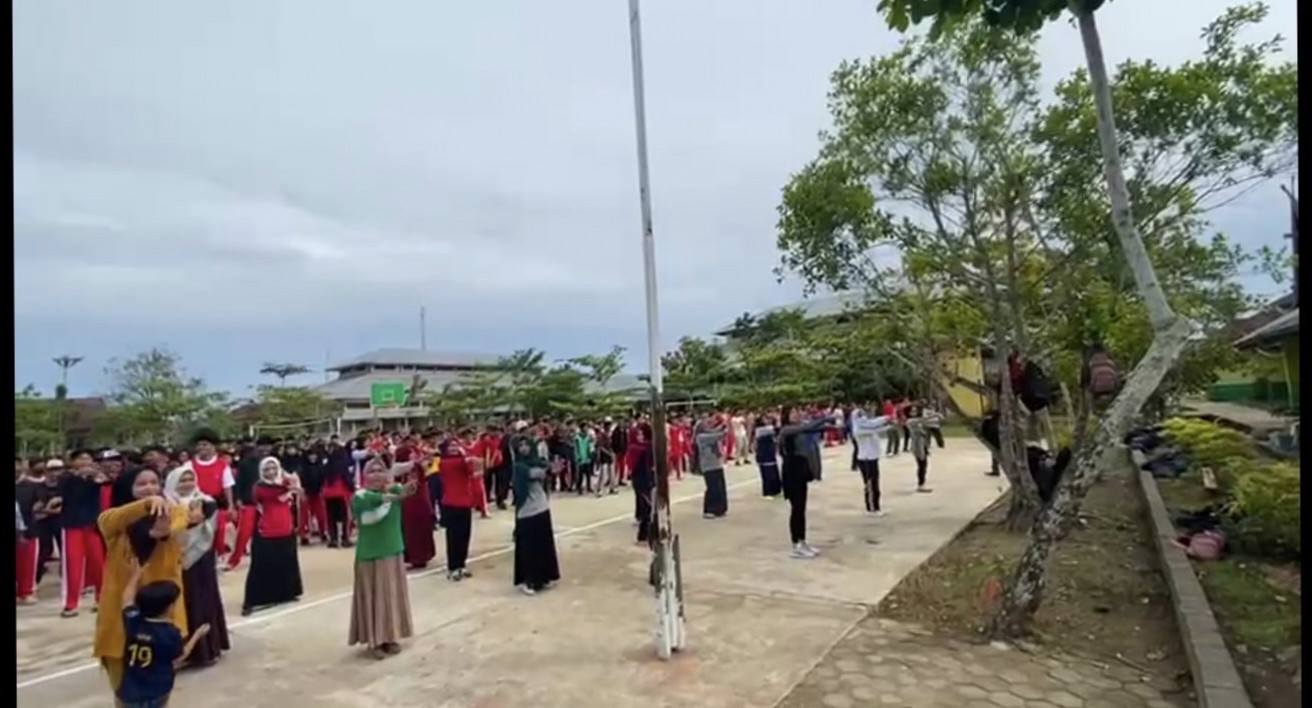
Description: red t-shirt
xmin=193 ymin=456 xmax=230 ymax=500
xmin=439 ymin=453 xmax=476 ymax=509
xmin=254 ymin=483 xmax=295 ymax=538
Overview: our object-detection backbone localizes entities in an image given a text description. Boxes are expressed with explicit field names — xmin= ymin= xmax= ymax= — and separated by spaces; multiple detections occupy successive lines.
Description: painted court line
xmin=17 ymin=476 xmax=759 ymax=690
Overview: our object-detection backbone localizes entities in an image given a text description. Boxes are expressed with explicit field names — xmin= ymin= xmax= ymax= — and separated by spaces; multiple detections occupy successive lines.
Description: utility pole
xmin=52 ymin=355 xmax=84 ymax=453
xmin=624 ymin=0 xmax=685 ymax=660
xmin=1281 ymin=178 xmax=1298 ymax=305
xmin=419 ymin=306 xmax=428 ymax=351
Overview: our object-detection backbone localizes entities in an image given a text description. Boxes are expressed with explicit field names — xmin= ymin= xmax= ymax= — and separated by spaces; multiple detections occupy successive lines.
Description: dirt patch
xmin=1157 ymin=473 xmax=1302 ymax=708
xmin=875 ymin=461 xmax=1195 ymax=705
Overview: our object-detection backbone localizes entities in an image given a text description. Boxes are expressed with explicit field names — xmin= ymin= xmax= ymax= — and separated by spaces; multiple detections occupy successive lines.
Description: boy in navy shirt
xmin=117 ymin=560 xmax=210 ymax=708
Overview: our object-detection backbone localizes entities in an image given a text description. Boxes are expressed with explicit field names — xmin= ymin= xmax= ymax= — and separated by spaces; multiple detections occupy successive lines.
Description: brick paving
xmin=777 ymin=617 xmax=1193 ymax=708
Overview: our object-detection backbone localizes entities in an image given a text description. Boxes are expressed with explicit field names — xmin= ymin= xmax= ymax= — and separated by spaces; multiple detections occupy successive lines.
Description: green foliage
xmin=1161 ymin=417 xmax=1299 ymax=558
xmin=1161 ymin=417 xmax=1253 ymax=473
xmin=1227 ymin=460 xmax=1300 ymax=558
xmin=252 ymin=385 xmax=339 ymax=427
xmin=15 ymin=385 xmax=60 ymax=456
xmin=776 ymin=7 xmax=1294 ymax=416
xmin=102 ymin=347 xmax=230 ymax=446
xmin=877 ymin=0 xmax=1105 ymax=36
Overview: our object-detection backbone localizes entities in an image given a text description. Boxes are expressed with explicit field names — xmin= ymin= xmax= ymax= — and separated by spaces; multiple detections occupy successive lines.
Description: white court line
xmin=17 ymin=476 xmax=760 ymax=690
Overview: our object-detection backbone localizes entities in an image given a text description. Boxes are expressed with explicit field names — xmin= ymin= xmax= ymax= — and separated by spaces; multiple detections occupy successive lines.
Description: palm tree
xmin=259 ymin=363 xmax=311 ymax=387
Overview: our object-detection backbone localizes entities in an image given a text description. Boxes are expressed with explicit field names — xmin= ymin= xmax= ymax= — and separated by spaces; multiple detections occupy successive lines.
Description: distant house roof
xmin=326 ymin=348 xmax=500 ymax=372
xmin=66 ymin=397 xmax=108 ymax=434
xmin=1234 ymin=307 xmax=1299 ymax=349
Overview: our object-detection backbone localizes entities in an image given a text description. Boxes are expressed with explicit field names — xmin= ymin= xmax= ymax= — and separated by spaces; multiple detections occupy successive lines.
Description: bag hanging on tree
xmin=1086 ymin=350 xmax=1121 ymax=397
xmin=1019 ymin=360 xmax=1052 ymax=412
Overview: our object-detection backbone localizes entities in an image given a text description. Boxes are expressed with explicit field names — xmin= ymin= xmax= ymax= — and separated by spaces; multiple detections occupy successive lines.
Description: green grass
xmin=1197 ymin=560 xmax=1301 ymax=649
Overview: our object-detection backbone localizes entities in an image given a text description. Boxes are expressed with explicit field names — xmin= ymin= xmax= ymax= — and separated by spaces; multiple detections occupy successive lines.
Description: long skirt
xmin=181 ymin=548 xmax=231 ymax=666
xmin=348 ymin=554 xmax=413 ymax=647
xmin=400 ymin=486 xmax=436 ymax=568
xmin=513 ymin=510 xmax=561 ymax=590
xmin=243 ymin=534 xmax=303 ymax=611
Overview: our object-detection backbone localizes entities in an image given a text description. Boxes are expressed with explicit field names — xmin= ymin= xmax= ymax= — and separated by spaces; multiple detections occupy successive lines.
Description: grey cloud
xmin=13 ymin=0 xmax=1298 ymax=393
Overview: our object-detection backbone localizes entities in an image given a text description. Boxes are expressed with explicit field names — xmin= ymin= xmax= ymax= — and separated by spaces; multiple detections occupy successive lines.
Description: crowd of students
xmin=14 ymin=397 xmax=945 ymax=706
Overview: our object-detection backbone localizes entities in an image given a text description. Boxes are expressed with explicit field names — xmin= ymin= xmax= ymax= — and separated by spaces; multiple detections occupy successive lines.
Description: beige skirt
xmin=348 ymin=554 xmax=414 ymax=647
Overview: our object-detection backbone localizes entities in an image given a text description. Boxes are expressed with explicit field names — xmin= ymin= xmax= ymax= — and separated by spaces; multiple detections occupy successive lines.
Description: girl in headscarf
xmin=393 ymin=446 xmax=436 ymax=570
xmin=511 ymin=434 xmax=561 ymax=595
xmin=164 ymin=466 xmax=231 ymax=667
xmin=92 ymin=466 xmax=193 ymax=697
xmin=349 ymin=458 xmax=416 ymax=659
xmin=240 ymin=457 xmax=304 ymax=616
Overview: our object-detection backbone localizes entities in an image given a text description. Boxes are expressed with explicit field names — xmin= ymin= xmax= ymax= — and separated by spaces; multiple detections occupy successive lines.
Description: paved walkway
xmin=17 ymin=444 xmax=1005 ymax=708
xmin=776 ymin=606 xmax=1192 ymax=707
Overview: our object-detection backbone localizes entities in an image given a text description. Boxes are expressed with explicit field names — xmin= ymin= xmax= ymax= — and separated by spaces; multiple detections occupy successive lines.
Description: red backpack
xmin=1087 ymin=351 xmax=1121 ymax=396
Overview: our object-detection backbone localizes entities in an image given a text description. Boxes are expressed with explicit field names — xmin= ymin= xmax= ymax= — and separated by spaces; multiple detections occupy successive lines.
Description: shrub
xmin=1162 ymin=418 xmax=1255 ymax=474
xmin=1226 ymin=460 xmax=1301 ymax=560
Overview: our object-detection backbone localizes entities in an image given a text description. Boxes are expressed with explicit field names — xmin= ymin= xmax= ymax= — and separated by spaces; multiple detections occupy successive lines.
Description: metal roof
xmin=326 ymin=348 xmax=501 ymax=371
xmin=1234 ymin=307 xmax=1299 ymax=349
xmin=312 ymin=369 xmax=650 ymax=402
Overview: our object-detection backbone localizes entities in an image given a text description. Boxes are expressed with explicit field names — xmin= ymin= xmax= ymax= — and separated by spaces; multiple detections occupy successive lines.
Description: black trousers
xmin=443 ymin=506 xmax=473 ymax=571
xmin=702 ymin=468 xmax=728 ymax=516
xmin=325 ymin=498 xmax=349 ymax=543
xmin=574 ymin=462 xmax=594 ymax=493
xmin=915 ymin=457 xmax=929 ymax=487
xmin=787 ymin=480 xmax=808 ymax=544
xmin=885 ymin=427 xmax=901 ymax=454
xmin=633 ymin=481 xmax=655 ymax=543
xmin=857 ymin=458 xmax=882 ymax=511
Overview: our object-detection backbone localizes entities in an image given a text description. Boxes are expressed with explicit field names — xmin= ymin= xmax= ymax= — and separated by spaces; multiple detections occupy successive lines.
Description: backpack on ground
xmin=1085 ymin=348 xmax=1121 ymax=397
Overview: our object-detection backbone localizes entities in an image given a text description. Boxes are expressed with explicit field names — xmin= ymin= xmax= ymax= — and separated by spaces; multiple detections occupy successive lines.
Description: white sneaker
xmin=803 ymin=542 xmax=821 ymax=557
xmin=519 ymin=585 xmax=537 ymax=596
xmin=790 ymin=543 xmax=815 ymax=559
xmin=871 ymin=510 xmax=887 ymax=518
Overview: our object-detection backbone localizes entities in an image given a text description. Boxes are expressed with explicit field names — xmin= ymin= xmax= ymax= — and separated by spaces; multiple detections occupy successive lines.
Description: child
xmin=117 ymin=559 xmax=211 ymax=708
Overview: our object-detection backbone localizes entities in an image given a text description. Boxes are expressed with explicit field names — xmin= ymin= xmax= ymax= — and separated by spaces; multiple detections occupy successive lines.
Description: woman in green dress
xmin=348 ymin=458 xmax=417 ymax=659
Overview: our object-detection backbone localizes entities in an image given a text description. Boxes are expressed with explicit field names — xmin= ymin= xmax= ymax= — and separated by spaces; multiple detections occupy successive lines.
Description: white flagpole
xmin=624 ymin=0 xmax=685 ymax=659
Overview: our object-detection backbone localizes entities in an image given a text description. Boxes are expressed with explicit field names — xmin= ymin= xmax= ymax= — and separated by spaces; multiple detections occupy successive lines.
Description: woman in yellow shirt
xmin=94 ymin=467 xmax=195 ymax=693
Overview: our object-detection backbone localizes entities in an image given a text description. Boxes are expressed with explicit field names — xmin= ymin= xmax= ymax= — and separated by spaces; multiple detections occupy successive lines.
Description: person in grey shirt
xmin=694 ymin=414 xmax=729 ymax=518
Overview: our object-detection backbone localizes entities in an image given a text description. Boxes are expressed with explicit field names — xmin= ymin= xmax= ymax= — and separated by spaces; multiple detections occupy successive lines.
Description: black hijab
xmin=116 ymin=467 xmax=164 ymax=564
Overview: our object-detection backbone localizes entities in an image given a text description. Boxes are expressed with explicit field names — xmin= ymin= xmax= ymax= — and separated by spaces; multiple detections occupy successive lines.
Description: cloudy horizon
xmin=14 ymin=0 xmax=1297 ymax=398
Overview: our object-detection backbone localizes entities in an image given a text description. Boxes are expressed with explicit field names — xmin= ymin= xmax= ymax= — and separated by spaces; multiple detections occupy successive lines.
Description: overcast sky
xmin=14 ymin=0 xmax=1298 ymax=396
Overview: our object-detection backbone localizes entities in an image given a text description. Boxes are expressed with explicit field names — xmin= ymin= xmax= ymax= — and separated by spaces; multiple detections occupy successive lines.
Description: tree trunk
xmin=989 ymin=315 xmax=1194 ymax=639
xmin=1073 ymin=7 xmax=1175 ymax=330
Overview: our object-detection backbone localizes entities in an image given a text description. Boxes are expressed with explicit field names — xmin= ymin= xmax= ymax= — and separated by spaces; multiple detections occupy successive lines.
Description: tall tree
xmin=252 ymin=385 xmax=339 ymax=428
xmin=661 ymin=337 xmax=734 ymax=400
xmin=570 ymin=345 xmax=639 ymax=417
xmin=15 ymin=386 xmax=60 ymax=456
xmin=777 ymin=6 xmax=1295 ymax=638
xmin=103 ymin=348 xmax=229 ymax=445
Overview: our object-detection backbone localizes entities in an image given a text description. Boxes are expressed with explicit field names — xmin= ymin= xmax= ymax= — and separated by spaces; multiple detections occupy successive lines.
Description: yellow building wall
xmin=940 ymin=350 xmax=988 ymax=418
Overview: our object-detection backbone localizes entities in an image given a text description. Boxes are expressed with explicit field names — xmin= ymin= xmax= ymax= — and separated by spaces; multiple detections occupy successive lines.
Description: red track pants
xmin=299 ymin=494 xmax=327 ymax=539
xmin=16 ymin=537 xmax=39 ymax=599
xmin=60 ymin=526 xmax=104 ymax=611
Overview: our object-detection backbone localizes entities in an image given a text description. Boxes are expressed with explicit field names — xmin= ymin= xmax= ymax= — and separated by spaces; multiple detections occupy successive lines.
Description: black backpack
xmin=1019 ymin=360 xmax=1052 ymax=412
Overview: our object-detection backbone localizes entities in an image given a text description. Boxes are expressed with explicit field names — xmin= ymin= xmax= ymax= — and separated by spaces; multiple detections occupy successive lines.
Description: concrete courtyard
xmin=17 ymin=442 xmax=1003 ymax=708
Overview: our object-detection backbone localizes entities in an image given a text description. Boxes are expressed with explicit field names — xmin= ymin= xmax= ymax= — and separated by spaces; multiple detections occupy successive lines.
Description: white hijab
xmin=164 ymin=467 xmax=216 ymax=570
xmin=259 ymin=456 xmax=285 ymax=484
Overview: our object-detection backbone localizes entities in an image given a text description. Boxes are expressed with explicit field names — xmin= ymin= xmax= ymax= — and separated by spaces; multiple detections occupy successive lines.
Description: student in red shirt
xmin=240 ymin=457 xmax=303 ymax=616
xmin=438 ymin=439 xmax=479 ymax=581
